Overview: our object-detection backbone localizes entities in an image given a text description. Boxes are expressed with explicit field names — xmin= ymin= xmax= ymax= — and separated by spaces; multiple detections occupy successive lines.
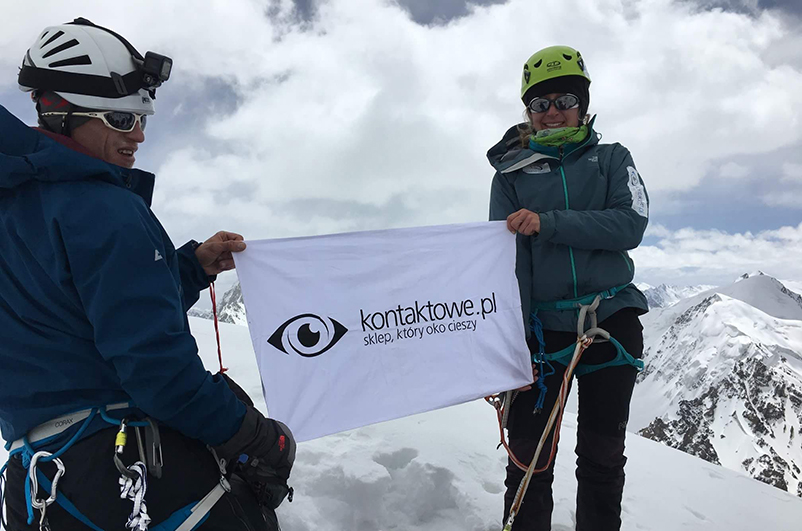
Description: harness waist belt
xmin=9 ymin=402 xmax=132 ymax=453
xmin=174 ymin=480 xmax=229 ymax=531
xmin=531 ymin=283 xmax=631 ymax=311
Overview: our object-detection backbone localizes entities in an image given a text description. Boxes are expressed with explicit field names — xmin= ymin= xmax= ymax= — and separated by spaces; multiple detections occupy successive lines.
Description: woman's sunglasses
xmin=527 ymin=94 xmax=580 ymax=114
xmin=41 ymin=110 xmax=147 ymax=133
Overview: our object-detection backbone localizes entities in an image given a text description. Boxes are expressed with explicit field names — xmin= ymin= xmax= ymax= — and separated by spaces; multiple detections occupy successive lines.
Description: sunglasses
xmin=527 ymin=94 xmax=580 ymax=114
xmin=41 ymin=111 xmax=147 ymax=133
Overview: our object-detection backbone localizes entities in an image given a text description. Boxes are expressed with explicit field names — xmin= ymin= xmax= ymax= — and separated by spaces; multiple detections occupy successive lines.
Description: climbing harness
xmin=1 ymin=402 xmax=229 ymax=531
xmin=485 ymin=289 xmax=644 ymax=531
xmin=529 ymin=283 xmax=644 ymax=378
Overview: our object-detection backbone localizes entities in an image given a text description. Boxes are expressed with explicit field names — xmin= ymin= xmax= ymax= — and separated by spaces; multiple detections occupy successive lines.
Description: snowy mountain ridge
xmin=188 ymin=282 xmax=247 ymax=324
xmin=637 ymin=282 xmax=716 ymax=309
xmin=631 ymin=274 xmax=802 ymax=498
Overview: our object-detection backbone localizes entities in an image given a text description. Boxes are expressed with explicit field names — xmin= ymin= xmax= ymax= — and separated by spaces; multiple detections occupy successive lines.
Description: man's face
xmin=71 ymin=117 xmax=145 ymax=169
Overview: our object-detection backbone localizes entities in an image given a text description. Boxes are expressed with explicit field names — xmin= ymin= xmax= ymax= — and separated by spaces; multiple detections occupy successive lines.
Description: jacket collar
xmin=487 ymin=116 xmax=600 ymax=174
xmin=36 ymin=128 xmax=157 ymax=207
xmin=1 ymin=105 xmax=155 ymax=205
xmin=34 ymin=128 xmax=97 ymax=158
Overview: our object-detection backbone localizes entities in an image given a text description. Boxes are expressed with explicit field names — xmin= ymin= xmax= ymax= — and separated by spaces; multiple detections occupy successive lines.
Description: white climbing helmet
xmin=18 ymin=18 xmax=172 ymax=114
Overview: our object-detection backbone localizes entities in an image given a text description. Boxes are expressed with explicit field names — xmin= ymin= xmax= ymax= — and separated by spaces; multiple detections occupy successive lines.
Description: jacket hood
xmin=487 ymin=117 xmax=599 ymax=174
xmin=0 ymin=105 xmax=155 ymax=205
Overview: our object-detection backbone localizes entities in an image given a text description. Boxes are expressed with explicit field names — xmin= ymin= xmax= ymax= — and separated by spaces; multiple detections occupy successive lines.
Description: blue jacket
xmin=0 ymin=105 xmax=245 ymax=448
xmin=488 ymin=119 xmax=649 ymax=334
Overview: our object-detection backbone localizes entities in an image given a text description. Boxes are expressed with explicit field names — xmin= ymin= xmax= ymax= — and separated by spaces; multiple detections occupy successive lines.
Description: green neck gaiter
xmin=530 ymin=125 xmax=589 ymax=148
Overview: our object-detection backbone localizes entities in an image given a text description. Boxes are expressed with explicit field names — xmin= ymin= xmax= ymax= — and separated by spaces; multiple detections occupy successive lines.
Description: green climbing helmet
xmin=521 ymin=45 xmax=591 ymax=100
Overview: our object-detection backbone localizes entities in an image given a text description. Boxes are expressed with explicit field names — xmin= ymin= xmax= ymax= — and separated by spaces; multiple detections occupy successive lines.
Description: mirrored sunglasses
xmin=527 ymin=94 xmax=580 ymax=114
xmin=41 ymin=110 xmax=147 ymax=133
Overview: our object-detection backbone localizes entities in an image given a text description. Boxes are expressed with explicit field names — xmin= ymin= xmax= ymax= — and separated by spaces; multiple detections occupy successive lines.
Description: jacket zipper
xmin=619 ymin=251 xmax=633 ymax=272
xmin=558 ymin=145 xmax=579 ymax=299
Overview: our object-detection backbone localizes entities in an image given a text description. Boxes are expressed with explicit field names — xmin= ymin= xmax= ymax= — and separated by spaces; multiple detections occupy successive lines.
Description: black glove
xmin=221 ymin=372 xmax=254 ymax=407
xmin=213 ymin=407 xmax=296 ymax=508
xmin=235 ymin=455 xmax=294 ymax=510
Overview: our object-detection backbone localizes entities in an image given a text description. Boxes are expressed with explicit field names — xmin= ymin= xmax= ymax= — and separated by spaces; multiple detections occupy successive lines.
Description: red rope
xmin=486 ymin=337 xmax=591 ymax=473
xmin=209 ymin=282 xmax=227 ymax=373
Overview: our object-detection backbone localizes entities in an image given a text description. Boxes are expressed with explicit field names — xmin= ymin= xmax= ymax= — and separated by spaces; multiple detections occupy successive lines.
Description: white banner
xmin=233 ymin=221 xmax=531 ymax=441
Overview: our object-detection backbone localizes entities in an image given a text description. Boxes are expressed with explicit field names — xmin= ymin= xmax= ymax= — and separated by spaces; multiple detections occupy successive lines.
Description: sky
xmin=1 ymin=0 xmax=801 ymax=289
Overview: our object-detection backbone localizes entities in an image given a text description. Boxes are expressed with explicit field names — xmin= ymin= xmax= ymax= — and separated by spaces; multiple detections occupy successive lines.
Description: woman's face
xmin=527 ymin=92 xmax=581 ymax=131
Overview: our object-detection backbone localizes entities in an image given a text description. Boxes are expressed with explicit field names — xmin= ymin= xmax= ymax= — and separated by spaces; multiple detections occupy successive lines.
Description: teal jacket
xmin=487 ymin=119 xmax=649 ymax=334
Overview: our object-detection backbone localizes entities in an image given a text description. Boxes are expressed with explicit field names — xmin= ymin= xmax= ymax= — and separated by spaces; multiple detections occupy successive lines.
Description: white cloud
xmin=633 ymin=222 xmax=802 ymax=284
xmin=2 ymin=0 xmax=802 ymax=243
xmin=782 ymin=162 xmax=802 ymax=181
xmin=719 ymin=162 xmax=750 ymax=179
xmin=762 ymin=191 xmax=802 ymax=208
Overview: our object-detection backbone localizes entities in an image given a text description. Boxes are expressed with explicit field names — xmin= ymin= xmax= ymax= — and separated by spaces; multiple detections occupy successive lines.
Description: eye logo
xmin=268 ymin=314 xmax=348 ymax=357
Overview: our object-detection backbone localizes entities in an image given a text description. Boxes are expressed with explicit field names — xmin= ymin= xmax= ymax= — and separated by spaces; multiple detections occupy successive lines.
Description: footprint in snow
xmin=481 ymin=480 xmax=503 ymax=494
xmin=373 ymin=447 xmax=419 ymax=470
xmin=684 ymin=506 xmax=707 ymax=521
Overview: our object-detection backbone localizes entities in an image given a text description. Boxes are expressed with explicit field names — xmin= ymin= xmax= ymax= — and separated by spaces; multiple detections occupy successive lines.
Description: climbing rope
xmin=119 ymin=461 xmax=151 ymax=531
xmin=209 ymin=282 xmax=228 ymax=373
xmin=113 ymin=418 xmax=151 ymax=530
xmin=503 ymin=336 xmax=591 ymax=531
xmin=486 ymin=295 xmax=615 ymax=531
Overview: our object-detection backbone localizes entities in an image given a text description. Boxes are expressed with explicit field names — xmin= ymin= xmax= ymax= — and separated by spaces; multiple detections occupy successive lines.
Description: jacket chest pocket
xmin=514 ymin=170 xmax=567 ymax=212
xmin=563 ymin=161 xmax=607 ymax=211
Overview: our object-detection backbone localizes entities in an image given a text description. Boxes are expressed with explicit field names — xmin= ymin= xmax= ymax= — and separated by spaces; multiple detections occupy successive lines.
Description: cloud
xmin=693 ymin=0 xmax=802 ymax=17
xmin=632 ymin=223 xmax=802 ymax=284
xmin=388 ymin=0 xmax=509 ymax=25
xmin=1 ymin=0 xmax=801 ymax=252
xmin=718 ymin=162 xmax=750 ymax=178
xmin=758 ymin=162 xmax=802 ymax=207
xmin=781 ymin=162 xmax=802 ymax=181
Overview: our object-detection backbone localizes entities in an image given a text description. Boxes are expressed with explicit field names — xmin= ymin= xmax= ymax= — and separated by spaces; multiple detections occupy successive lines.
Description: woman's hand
xmin=506 ymin=209 xmax=541 ymax=236
xmin=195 ymin=231 xmax=247 ymax=276
xmin=515 ymin=365 xmax=540 ymax=392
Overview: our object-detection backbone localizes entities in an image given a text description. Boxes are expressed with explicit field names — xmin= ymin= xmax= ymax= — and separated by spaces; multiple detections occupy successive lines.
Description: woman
xmin=487 ymin=46 xmax=650 ymax=531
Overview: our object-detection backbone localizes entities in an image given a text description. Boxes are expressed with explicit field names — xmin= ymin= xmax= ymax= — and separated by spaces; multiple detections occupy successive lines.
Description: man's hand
xmin=195 ymin=231 xmax=246 ymax=276
xmin=506 ymin=209 xmax=541 ymax=236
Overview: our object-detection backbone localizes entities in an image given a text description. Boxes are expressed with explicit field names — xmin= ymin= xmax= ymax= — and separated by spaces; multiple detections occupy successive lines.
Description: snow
xmin=3 ymin=315 xmax=802 ymax=530
xmin=632 ymin=275 xmax=802 ymax=497
xmin=639 ymin=283 xmax=716 ymax=309
xmin=190 ymin=318 xmax=802 ymax=531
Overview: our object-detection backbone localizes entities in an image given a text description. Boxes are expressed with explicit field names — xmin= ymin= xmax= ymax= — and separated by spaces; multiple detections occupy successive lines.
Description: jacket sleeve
xmin=489 ymin=172 xmax=532 ymax=336
xmin=537 ymin=144 xmax=649 ymax=251
xmin=62 ymin=187 xmax=245 ymax=446
xmin=176 ymin=242 xmax=213 ymax=312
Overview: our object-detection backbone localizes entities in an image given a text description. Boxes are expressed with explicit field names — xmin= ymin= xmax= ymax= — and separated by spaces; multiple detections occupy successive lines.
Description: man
xmin=0 ymin=18 xmax=293 ymax=530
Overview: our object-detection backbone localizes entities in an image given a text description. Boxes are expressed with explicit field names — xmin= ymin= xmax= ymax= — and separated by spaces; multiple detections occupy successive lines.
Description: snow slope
xmin=3 ymin=316 xmax=802 ymax=530
xmin=632 ymin=274 xmax=802 ymax=497
xmin=189 ymin=317 xmax=802 ymax=530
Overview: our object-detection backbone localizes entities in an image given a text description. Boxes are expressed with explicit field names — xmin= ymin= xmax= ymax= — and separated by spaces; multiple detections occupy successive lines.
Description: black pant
xmin=5 ymin=425 xmax=278 ymax=531
xmin=503 ymin=308 xmax=643 ymax=531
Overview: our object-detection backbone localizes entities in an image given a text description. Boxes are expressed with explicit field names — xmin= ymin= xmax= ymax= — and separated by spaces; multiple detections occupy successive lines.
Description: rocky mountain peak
xmin=632 ymin=274 xmax=802 ymax=498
